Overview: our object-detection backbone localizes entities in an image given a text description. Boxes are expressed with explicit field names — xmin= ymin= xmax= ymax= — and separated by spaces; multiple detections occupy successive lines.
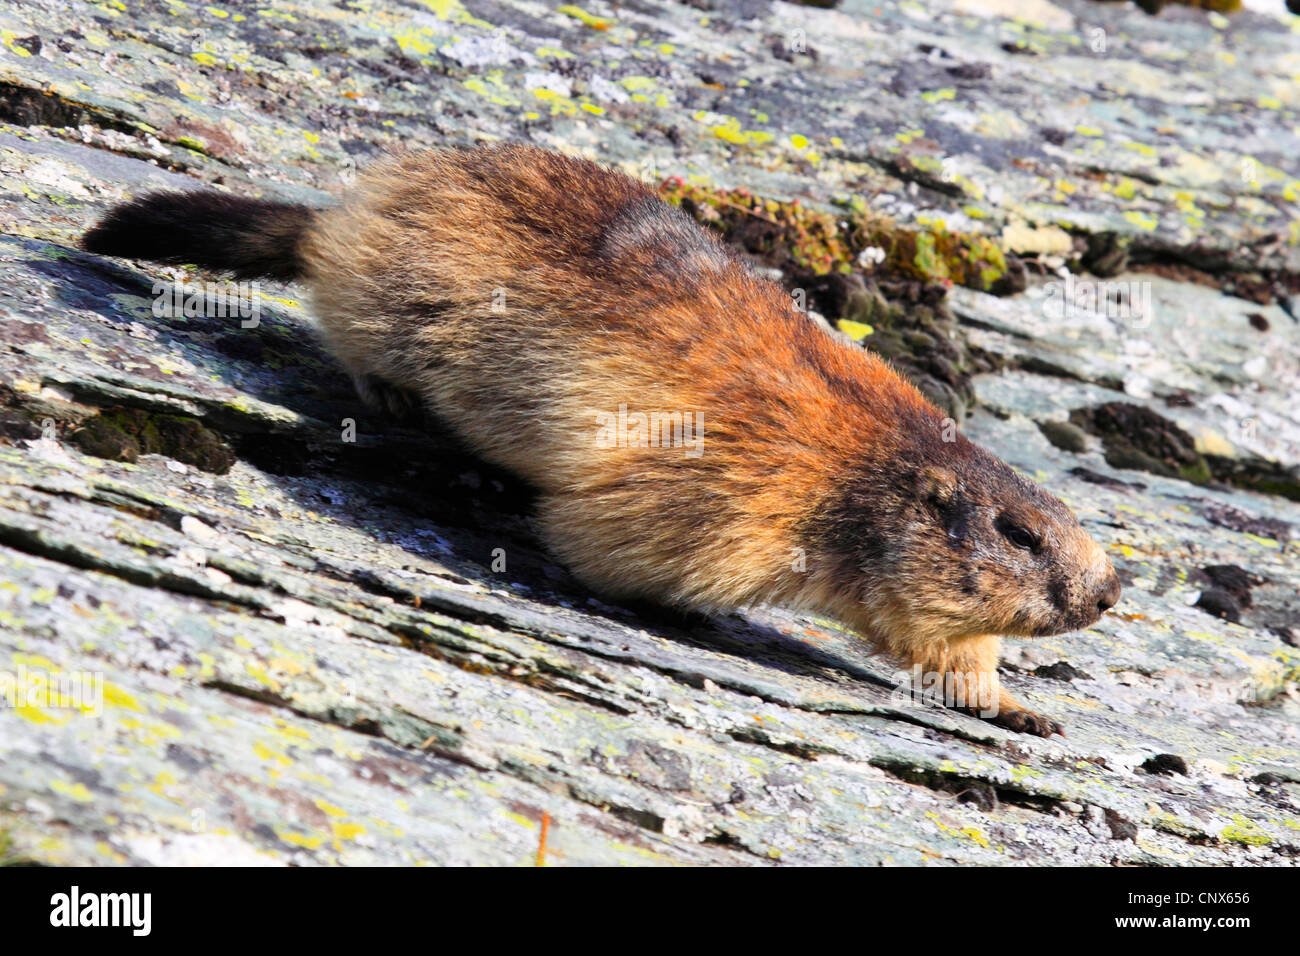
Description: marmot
xmin=81 ymin=144 xmax=1120 ymax=736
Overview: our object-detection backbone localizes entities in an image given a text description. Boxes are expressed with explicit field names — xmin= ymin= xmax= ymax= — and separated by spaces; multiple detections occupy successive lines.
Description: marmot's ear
xmin=919 ymin=466 xmax=971 ymax=539
xmin=918 ymin=466 xmax=958 ymax=506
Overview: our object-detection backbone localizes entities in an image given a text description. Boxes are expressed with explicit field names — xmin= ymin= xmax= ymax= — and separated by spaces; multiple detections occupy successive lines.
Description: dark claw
xmin=991 ymin=708 xmax=1064 ymax=738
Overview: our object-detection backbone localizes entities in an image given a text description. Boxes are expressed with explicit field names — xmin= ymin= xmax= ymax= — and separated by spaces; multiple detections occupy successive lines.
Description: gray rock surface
xmin=0 ymin=0 xmax=1297 ymax=865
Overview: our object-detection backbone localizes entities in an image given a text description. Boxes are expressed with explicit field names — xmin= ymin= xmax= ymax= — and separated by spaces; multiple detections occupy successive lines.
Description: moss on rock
xmin=1070 ymin=402 xmax=1211 ymax=484
xmin=658 ymin=178 xmax=1011 ymax=292
xmin=71 ymin=406 xmax=236 ymax=474
xmin=1070 ymin=402 xmax=1300 ymax=499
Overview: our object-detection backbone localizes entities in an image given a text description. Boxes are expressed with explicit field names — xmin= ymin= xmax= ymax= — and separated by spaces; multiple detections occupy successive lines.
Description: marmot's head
xmin=820 ymin=426 xmax=1120 ymax=645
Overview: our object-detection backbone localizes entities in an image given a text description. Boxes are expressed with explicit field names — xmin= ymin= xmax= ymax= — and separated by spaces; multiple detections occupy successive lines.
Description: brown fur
xmin=85 ymin=144 xmax=1121 ymax=735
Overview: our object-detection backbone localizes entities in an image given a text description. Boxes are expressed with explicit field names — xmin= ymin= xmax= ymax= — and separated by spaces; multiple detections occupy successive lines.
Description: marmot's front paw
xmin=352 ymin=373 xmax=425 ymax=422
xmin=991 ymin=708 xmax=1064 ymax=738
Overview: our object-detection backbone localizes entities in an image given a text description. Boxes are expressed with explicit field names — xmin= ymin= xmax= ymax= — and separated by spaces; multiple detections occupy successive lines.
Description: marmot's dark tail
xmin=81 ymin=191 xmax=316 ymax=281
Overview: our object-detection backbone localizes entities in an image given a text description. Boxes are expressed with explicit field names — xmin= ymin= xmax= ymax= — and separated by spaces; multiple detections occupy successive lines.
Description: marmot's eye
xmin=997 ymin=516 xmax=1040 ymax=551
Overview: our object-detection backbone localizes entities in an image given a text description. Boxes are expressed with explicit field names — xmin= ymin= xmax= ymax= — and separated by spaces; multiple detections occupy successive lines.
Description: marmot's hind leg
xmin=351 ymin=372 xmax=425 ymax=423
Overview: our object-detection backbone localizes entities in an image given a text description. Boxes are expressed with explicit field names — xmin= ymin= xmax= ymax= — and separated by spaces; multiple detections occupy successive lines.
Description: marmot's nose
xmin=1095 ymin=573 xmax=1121 ymax=614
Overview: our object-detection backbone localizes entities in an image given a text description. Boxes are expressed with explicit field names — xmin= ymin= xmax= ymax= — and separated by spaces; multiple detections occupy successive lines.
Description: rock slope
xmin=0 ymin=0 xmax=1297 ymax=864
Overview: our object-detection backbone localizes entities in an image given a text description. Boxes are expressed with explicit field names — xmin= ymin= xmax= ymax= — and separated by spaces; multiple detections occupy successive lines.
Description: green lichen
xmin=1221 ymin=814 xmax=1270 ymax=846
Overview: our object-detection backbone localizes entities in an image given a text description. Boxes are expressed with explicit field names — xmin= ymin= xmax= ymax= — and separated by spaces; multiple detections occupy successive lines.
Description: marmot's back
xmin=300 ymin=146 xmax=914 ymax=491
xmin=307 ymin=145 xmax=731 ymax=304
